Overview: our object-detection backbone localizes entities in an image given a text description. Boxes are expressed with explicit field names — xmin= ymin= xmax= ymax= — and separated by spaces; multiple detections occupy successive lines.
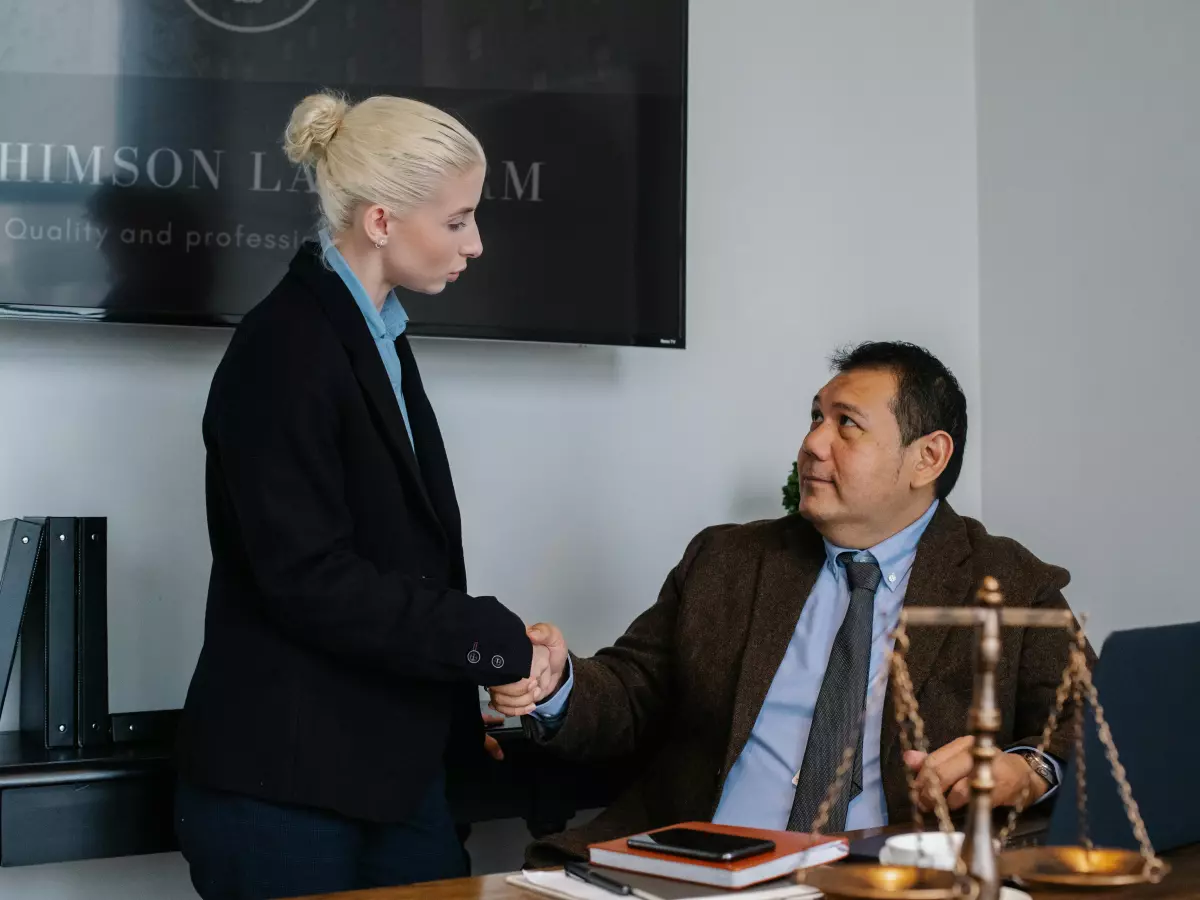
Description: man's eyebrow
xmin=832 ymin=401 xmax=869 ymax=421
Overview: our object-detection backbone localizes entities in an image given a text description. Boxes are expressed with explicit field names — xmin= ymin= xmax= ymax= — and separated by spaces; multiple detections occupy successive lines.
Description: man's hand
xmin=482 ymin=713 xmax=505 ymax=761
xmin=904 ymin=737 xmax=1048 ymax=811
xmin=487 ymin=623 xmax=569 ymax=717
xmin=527 ymin=622 xmax=568 ymax=696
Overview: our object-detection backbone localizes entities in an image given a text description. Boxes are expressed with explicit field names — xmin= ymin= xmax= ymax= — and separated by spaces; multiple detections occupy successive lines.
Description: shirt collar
xmin=822 ymin=499 xmax=939 ymax=592
xmin=319 ymin=229 xmax=409 ymax=342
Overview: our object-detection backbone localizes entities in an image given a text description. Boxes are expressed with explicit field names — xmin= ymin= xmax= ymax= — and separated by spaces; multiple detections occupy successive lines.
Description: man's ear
xmin=911 ymin=431 xmax=953 ymax=491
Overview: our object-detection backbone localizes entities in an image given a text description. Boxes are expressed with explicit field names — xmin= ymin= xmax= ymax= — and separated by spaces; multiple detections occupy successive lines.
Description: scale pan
xmin=800 ymin=863 xmax=968 ymax=899
xmin=999 ymin=846 xmax=1168 ymax=888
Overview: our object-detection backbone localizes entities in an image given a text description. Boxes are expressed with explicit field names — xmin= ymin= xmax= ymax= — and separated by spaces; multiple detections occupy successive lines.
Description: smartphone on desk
xmin=626 ymin=827 xmax=776 ymax=862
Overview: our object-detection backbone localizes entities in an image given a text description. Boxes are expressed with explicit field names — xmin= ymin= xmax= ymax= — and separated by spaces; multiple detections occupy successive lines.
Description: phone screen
xmin=626 ymin=828 xmax=776 ymax=862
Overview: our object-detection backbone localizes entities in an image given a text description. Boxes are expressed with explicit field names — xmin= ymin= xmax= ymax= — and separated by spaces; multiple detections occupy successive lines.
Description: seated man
xmin=491 ymin=341 xmax=1091 ymax=866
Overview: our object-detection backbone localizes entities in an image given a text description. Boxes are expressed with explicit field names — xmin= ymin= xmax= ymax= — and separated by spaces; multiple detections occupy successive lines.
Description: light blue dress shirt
xmin=533 ymin=500 xmax=1058 ymax=828
xmin=712 ymin=501 xmax=940 ymax=830
xmin=318 ymin=230 xmax=414 ymax=446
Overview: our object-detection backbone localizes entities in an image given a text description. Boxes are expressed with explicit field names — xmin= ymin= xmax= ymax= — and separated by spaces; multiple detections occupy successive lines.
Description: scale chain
xmin=891 ymin=625 xmax=926 ymax=837
xmin=889 ymin=627 xmax=957 ymax=838
xmin=889 ymin=623 xmax=970 ymax=891
xmin=1082 ymin=668 xmax=1166 ymax=882
xmin=997 ymin=637 xmax=1086 ymax=845
xmin=1073 ymin=658 xmax=1091 ymax=853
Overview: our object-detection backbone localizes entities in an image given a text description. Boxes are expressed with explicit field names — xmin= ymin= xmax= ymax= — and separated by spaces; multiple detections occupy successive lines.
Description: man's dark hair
xmin=830 ymin=341 xmax=967 ymax=499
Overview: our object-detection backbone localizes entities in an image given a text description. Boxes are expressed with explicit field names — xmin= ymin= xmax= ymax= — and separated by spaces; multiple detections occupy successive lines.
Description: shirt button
xmin=887 ymin=573 xmax=897 ymax=583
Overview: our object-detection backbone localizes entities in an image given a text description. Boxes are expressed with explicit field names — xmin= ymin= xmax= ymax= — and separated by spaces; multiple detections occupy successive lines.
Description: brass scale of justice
xmin=791 ymin=577 xmax=1170 ymax=900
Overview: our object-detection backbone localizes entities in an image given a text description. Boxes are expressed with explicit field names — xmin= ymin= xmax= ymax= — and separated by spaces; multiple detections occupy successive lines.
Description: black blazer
xmin=177 ymin=243 xmax=532 ymax=823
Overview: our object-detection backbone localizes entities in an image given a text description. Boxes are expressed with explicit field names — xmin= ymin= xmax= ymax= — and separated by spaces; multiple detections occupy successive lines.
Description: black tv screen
xmin=0 ymin=1 xmax=686 ymax=347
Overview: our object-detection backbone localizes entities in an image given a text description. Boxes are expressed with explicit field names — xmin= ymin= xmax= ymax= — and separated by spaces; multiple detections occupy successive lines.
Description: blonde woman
xmin=175 ymin=93 xmax=545 ymax=898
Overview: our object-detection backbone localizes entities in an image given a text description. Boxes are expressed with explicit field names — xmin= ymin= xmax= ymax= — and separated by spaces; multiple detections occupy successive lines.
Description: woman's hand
xmin=488 ymin=624 xmax=568 ymax=717
xmin=482 ymin=712 xmax=505 ymax=761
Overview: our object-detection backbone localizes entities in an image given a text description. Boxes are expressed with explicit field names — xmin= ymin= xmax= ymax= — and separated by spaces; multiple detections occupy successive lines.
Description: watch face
xmin=185 ymin=0 xmax=321 ymax=34
xmin=1017 ymin=751 xmax=1056 ymax=785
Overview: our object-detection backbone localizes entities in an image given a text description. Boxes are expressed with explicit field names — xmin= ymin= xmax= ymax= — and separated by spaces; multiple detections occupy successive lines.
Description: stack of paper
xmin=507 ymin=869 xmax=821 ymax=900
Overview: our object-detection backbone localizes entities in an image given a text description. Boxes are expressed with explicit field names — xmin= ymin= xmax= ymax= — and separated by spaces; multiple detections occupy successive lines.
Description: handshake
xmin=488 ymin=622 xmax=569 ymax=718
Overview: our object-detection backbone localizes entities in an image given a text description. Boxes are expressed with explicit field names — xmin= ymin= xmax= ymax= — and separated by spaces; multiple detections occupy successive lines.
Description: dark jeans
xmin=175 ymin=777 xmax=469 ymax=900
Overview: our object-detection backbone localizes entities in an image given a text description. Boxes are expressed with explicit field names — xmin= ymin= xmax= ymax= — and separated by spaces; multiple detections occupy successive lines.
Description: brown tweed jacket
xmin=524 ymin=502 xmax=1092 ymax=866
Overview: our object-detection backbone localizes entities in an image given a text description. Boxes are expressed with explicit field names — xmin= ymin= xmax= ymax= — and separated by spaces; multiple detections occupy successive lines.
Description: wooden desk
xmin=306 ymin=843 xmax=1200 ymax=900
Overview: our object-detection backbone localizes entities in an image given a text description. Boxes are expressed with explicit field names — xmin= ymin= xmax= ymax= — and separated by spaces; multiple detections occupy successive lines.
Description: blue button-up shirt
xmin=712 ymin=501 xmax=939 ymax=830
xmin=319 ymin=230 xmax=413 ymax=446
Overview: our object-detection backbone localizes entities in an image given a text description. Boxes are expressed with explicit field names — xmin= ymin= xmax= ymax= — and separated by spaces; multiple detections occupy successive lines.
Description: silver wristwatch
xmin=1010 ymin=748 xmax=1058 ymax=789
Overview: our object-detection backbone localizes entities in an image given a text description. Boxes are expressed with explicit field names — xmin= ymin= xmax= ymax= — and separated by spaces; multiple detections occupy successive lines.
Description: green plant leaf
xmin=782 ymin=460 xmax=800 ymax=515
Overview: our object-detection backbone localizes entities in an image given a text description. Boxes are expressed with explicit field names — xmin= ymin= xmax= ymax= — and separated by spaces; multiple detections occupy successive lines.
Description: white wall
xmin=976 ymin=0 xmax=1200 ymax=644
xmin=426 ymin=0 xmax=983 ymax=652
xmin=0 ymin=1 xmax=981 ymax=894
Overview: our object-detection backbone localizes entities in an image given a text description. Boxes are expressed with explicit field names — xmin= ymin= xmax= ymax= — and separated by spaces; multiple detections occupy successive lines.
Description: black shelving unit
xmin=0 ymin=710 xmax=633 ymax=867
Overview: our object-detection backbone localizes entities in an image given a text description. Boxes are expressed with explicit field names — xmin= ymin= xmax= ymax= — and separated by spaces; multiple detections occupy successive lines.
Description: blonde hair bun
xmin=283 ymin=92 xmax=349 ymax=166
xmin=283 ymin=92 xmax=485 ymax=233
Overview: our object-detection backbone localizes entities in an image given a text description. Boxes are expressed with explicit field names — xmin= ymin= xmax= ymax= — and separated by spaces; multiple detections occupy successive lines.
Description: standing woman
xmin=175 ymin=93 xmax=542 ymax=899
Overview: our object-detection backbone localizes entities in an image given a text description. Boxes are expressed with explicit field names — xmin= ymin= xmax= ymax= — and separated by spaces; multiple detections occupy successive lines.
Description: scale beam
xmin=901 ymin=608 xmax=1076 ymax=628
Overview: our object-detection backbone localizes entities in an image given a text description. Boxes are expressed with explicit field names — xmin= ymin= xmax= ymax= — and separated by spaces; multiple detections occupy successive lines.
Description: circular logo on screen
xmin=185 ymin=0 xmax=321 ymax=35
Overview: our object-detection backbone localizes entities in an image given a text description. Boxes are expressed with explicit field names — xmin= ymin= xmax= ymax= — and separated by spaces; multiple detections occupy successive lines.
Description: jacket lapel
xmin=395 ymin=335 xmax=462 ymax=550
xmin=717 ymin=519 xmax=826 ymax=794
xmin=290 ymin=245 xmax=444 ymax=538
xmin=880 ymin=502 xmax=975 ymax=781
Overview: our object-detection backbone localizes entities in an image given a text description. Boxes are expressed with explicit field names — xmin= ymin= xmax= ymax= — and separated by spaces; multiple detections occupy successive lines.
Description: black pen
xmin=564 ymin=861 xmax=634 ymax=896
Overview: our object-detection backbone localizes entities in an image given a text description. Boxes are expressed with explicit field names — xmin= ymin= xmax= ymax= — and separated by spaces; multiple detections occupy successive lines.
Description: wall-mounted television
xmin=0 ymin=0 xmax=687 ymax=348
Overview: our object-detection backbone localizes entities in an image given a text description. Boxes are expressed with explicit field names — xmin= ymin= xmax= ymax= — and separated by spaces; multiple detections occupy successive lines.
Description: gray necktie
xmin=787 ymin=552 xmax=882 ymax=833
